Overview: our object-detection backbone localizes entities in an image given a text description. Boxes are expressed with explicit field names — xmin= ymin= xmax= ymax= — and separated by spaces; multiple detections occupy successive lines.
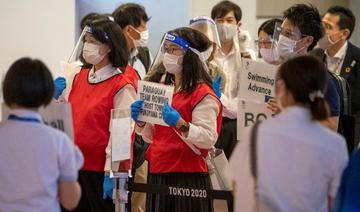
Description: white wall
xmin=0 ymin=0 xmax=75 ymax=83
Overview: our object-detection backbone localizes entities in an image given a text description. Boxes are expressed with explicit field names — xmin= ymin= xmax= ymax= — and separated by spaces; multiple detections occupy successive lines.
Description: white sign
xmin=237 ymin=100 xmax=274 ymax=140
xmin=137 ymin=80 xmax=174 ymax=126
xmin=239 ymin=59 xmax=278 ymax=102
xmin=1 ymin=102 xmax=74 ymax=140
xmin=110 ymin=108 xmax=132 ymax=162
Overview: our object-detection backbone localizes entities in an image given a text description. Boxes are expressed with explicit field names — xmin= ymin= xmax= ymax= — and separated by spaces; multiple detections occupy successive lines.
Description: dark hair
xmin=258 ymin=18 xmax=282 ymax=37
xmin=283 ymin=4 xmax=323 ymax=50
xmin=112 ymin=3 xmax=150 ymax=29
xmin=277 ymin=55 xmax=329 ymax=121
xmin=80 ymin=12 xmax=100 ymax=30
xmin=3 ymin=57 xmax=54 ymax=108
xmin=211 ymin=0 xmax=242 ymax=22
xmin=327 ymin=6 xmax=356 ymax=39
xmin=80 ymin=16 xmax=129 ymax=69
xmin=148 ymin=27 xmax=212 ymax=94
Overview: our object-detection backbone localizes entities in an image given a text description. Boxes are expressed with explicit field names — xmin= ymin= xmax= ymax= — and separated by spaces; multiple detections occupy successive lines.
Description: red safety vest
xmin=146 ymin=83 xmax=222 ymax=173
xmin=69 ymin=66 xmax=137 ymax=171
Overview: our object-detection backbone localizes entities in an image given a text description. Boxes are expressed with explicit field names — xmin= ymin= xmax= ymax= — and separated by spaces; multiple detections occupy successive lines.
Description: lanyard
xmin=8 ymin=114 xmax=41 ymax=123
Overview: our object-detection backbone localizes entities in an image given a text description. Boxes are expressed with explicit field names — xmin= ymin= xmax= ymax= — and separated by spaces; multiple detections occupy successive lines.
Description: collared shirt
xmin=0 ymin=109 xmax=83 ymax=212
xmin=325 ymin=42 xmax=348 ymax=75
xmin=214 ymin=37 xmax=243 ymax=119
xmin=230 ymin=106 xmax=348 ymax=212
xmin=130 ymin=48 xmax=148 ymax=79
xmin=137 ymin=95 xmax=220 ymax=149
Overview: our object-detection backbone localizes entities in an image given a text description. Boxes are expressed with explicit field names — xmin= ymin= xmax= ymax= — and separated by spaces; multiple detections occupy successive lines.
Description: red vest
xmin=146 ymin=83 xmax=222 ymax=173
xmin=69 ymin=67 xmax=136 ymax=171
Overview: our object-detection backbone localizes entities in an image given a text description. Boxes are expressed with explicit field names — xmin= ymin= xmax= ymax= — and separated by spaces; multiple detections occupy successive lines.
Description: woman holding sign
xmin=56 ymin=16 xmax=139 ymax=211
xmin=131 ymin=27 xmax=222 ymax=212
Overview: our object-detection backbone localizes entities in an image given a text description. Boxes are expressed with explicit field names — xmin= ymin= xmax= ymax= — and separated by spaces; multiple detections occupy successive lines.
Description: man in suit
xmin=312 ymin=6 xmax=360 ymax=153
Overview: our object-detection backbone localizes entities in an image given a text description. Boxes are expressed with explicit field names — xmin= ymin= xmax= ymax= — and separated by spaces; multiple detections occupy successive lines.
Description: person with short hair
xmin=0 ymin=57 xmax=83 ymax=211
xmin=113 ymin=3 xmax=151 ymax=79
xmin=312 ymin=6 xmax=360 ymax=153
xmin=256 ymin=18 xmax=282 ymax=64
xmin=210 ymin=0 xmax=245 ymax=158
xmin=267 ymin=4 xmax=341 ymax=132
xmin=230 ymin=55 xmax=349 ymax=212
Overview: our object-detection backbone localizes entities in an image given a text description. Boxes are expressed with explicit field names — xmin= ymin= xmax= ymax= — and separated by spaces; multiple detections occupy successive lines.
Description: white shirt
xmin=325 ymin=42 xmax=348 ymax=75
xmin=0 ymin=109 xmax=83 ymax=212
xmin=137 ymin=95 xmax=220 ymax=150
xmin=214 ymin=37 xmax=242 ymax=119
xmin=130 ymin=48 xmax=153 ymax=79
xmin=230 ymin=106 xmax=348 ymax=212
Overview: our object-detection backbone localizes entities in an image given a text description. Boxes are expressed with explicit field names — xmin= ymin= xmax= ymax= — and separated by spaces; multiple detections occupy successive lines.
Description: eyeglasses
xmin=162 ymin=44 xmax=185 ymax=55
xmin=255 ymin=39 xmax=274 ymax=49
xmin=276 ymin=26 xmax=307 ymax=40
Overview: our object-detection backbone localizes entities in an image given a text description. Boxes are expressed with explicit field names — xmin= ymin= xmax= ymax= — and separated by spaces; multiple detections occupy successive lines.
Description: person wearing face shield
xmin=131 ymin=28 xmax=222 ymax=212
xmin=113 ymin=3 xmax=152 ymax=80
xmin=57 ymin=17 xmax=138 ymax=212
xmin=189 ymin=16 xmax=227 ymax=94
xmin=267 ymin=4 xmax=341 ymax=133
xmin=311 ymin=6 xmax=360 ymax=154
xmin=256 ymin=18 xmax=282 ymax=65
xmin=210 ymin=0 xmax=248 ymax=159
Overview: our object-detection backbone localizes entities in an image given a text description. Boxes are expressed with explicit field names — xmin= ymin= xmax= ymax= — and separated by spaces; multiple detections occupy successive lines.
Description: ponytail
xmin=310 ymin=97 xmax=329 ymax=121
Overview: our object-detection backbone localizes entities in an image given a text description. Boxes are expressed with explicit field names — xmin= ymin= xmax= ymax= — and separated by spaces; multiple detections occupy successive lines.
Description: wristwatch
xmin=178 ymin=121 xmax=190 ymax=132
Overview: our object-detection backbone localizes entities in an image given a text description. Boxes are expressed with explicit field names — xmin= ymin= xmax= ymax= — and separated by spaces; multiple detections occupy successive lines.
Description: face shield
xmin=148 ymin=32 xmax=210 ymax=79
xmin=60 ymin=26 xmax=89 ymax=100
xmin=189 ymin=16 xmax=222 ymax=48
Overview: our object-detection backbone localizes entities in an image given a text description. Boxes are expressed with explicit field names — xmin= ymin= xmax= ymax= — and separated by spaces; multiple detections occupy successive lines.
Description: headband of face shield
xmin=149 ymin=33 xmax=211 ymax=77
xmin=189 ymin=16 xmax=222 ymax=48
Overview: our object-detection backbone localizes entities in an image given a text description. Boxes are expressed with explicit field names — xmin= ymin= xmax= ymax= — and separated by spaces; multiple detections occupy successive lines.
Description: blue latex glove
xmin=131 ymin=99 xmax=144 ymax=122
xmin=103 ymin=175 xmax=114 ymax=200
xmin=212 ymin=76 xmax=222 ymax=98
xmin=162 ymin=102 xmax=180 ymax=126
xmin=53 ymin=77 xmax=66 ymax=100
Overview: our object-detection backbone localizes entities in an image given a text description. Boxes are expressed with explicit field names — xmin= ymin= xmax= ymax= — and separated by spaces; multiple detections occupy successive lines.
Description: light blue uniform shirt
xmin=0 ymin=109 xmax=83 ymax=212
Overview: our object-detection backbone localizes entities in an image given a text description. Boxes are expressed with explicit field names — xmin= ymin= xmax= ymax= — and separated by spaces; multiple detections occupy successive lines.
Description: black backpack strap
xmin=329 ymin=71 xmax=352 ymax=115
xmin=136 ymin=47 xmax=151 ymax=73
xmin=250 ymin=121 xmax=261 ymax=181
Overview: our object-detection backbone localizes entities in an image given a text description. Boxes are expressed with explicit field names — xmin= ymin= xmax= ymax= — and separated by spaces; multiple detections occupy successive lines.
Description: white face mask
xmin=201 ymin=46 xmax=213 ymax=61
xmin=82 ymin=42 xmax=108 ymax=65
xmin=276 ymin=35 xmax=305 ymax=60
xmin=317 ymin=33 xmax=341 ymax=50
xmin=131 ymin=26 xmax=149 ymax=47
xmin=217 ymin=23 xmax=237 ymax=42
xmin=163 ymin=53 xmax=183 ymax=75
xmin=259 ymin=46 xmax=279 ymax=64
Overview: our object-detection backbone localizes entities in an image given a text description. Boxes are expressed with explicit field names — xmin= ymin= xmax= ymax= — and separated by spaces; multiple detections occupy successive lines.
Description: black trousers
xmin=339 ymin=114 xmax=360 ymax=154
xmin=215 ymin=117 xmax=238 ymax=159
xmin=62 ymin=170 xmax=115 ymax=212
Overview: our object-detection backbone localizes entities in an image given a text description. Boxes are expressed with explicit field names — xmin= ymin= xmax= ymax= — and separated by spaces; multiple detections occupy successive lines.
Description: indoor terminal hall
xmin=1 ymin=0 xmax=360 ymax=211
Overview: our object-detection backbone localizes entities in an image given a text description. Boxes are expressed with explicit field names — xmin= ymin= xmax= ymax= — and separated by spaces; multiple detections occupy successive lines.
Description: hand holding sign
xmin=137 ymin=81 xmax=174 ymax=126
xmin=162 ymin=102 xmax=180 ymax=126
xmin=131 ymin=99 xmax=144 ymax=122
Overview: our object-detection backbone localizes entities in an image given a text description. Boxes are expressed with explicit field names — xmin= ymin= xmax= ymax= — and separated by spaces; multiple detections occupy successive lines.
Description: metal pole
xmin=113 ymin=172 xmax=129 ymax=212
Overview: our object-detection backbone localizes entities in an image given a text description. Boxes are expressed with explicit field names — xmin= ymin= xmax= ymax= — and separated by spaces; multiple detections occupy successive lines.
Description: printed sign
xmin=1 ymin=102 xmax=74 ymax=140
xmin=237 ymin=100 xmax=274 ymax=140
xmin=110 ymin=108 xmax=132 ymax=162
xmin=239 ymin=59 xmax=278 ymax=102
xmin=137 ymin=80 xmax=174 ymax=126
